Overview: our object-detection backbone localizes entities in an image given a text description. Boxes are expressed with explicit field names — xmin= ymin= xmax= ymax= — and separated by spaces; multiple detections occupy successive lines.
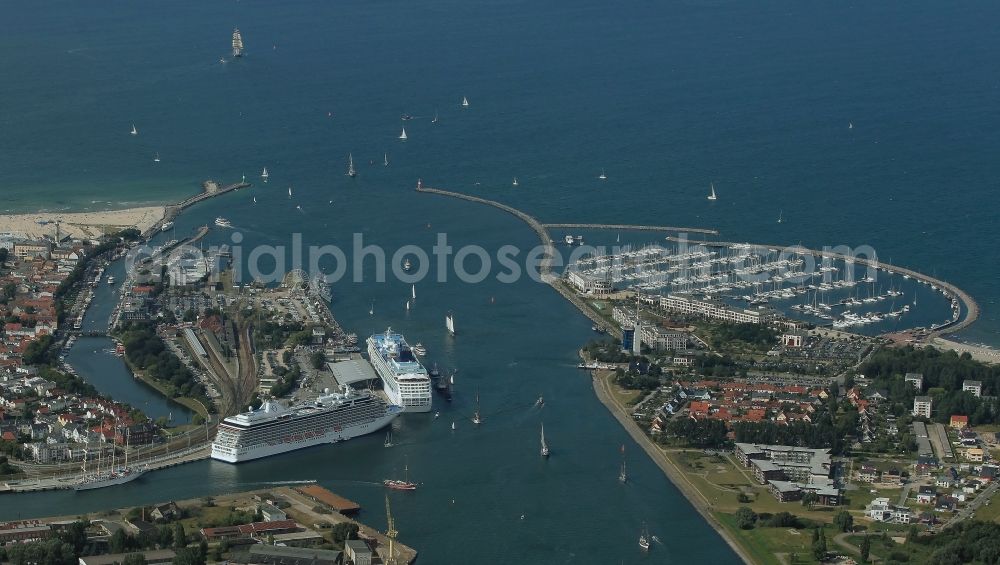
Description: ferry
xmin=215 ymin=217 xmax=232 ymax=228
xmin=107 ymin=276 xmax=115 ymax=285
xmin=160 ymin=221 xmax=174 ymax=232
xmin=211 ymin=386 xmax=402 ymax=463
xmin=367 ymin=328 xmax=432 ymax=413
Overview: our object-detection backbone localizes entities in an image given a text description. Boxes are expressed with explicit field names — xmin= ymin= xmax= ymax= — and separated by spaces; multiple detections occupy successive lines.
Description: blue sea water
xmin=2 ymin=1 xmax=1000 ymax=562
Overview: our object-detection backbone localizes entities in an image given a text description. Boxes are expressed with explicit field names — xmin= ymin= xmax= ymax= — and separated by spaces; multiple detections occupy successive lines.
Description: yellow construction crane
xmin=384 ymin=494 xmax=398 ymax=565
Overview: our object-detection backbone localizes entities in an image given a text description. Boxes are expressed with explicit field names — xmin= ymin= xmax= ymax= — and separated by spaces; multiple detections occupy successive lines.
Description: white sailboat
xmin=451 ymin=421 xmax=456 ymax=431
xmin=461 ymin=96 xmax=469 ymax=108
xmin=512 ymin=177 xmax=519 ymax=187
xmin=849 ymin=121 xmax=854 ymax=130
xmin=411 ymin=284 xmax=416 ymax=300
xmin=288 ymin=186 xmax=292 ymax=198
xmin=232 ymin=27 xmax=244 ymax=58
xmin=598 ymin=169 xmax=607 ymax=180
xmin=130 ymin=123 xmax=138 ymax=136
xmin=472 ymin=389 xmax=482 ymax=425
xmin=399 ymin=126 xmax=408 ymax=141
xmin=347 ymin=153 xmax=357 ymax=177
xmin=619 ymin=444 xmax=627 ymax=483
xmin=445 ymin=312 xmax=455 ymax=336
xmin=432 ymin=111 xmax=439 ymax=123
xmin=405 ymin=300 xmax=410 ymax=311
xmin=540 ymin=423 xmax=550 ymax=457
xmin=384 ymin=153 xmax=390 ymax=167
xmin=153 ymin=152 xmax=160 ymax=162
xmin=777 ymin=210 xmax=783 ymax=224
xmin=252 ymin=196 xmax=257 ymax=204
xmin=707 ymin=182 xmax=717 ymax=201
xmin=369 ymin=300 xmax=375 ymax=316
xmin=261 ymin=167 xmax=269 ymax=182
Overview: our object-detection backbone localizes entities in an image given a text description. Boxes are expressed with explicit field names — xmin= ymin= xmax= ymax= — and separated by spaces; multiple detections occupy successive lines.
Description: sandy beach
xmin=0 ymin=206 xmax=166 ymax=240
xmin=932 ymin=336 xmax=1000 ymax=365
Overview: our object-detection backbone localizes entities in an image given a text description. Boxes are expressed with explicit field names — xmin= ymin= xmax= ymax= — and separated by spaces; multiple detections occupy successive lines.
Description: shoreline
xmin=0 ymin=206 xmax=167 ymax=240
xmin=586 ymin=362 xmax=753 ymax=564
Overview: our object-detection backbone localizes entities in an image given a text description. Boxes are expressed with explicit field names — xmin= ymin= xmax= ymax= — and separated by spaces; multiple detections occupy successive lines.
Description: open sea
xmin=2 ymin=1 xmax=1000 ymax=563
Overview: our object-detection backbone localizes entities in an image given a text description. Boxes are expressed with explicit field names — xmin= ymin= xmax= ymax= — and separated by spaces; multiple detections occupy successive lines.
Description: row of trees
xmin=117 ymin=322 xmax=213 ymax=410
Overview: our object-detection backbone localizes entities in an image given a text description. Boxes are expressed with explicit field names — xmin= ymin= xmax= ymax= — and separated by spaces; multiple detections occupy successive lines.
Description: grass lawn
xmin=716 ymin=512 xmax=817 ymax=565
xmin=843 ymin=532 xmax=928 ymax=562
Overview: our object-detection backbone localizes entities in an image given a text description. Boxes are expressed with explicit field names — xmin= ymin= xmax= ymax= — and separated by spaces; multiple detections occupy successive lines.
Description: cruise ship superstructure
xmin=211 ymin=386 xmax=402 ymax=463
xmin=367 ymin=328 xmax=432 ymax=413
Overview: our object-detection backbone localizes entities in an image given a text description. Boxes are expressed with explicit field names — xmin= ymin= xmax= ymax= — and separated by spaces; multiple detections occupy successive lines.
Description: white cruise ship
xmin=367 ymin=328 xmax=432 ymax=413
xmin=211 ymin=387 xmax=402 ymax=463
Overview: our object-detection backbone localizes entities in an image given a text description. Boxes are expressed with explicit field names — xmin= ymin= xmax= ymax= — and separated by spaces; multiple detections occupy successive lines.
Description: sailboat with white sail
xmin=461 ymin=96 xmax=469 ymax=108
xmin=130 ymin=123 xmax=138 ymax=136
xmin=261 ymin=167 xmax=269 ymax=182
xmin=619 ymin=444 xmax=627 ymax=483
xmin=598 ymin=169 xmax=607 ymax=180
xmin=347 ymin=153 xmax=357 ymax=177
xmin=153 ymin=153 xmax=160 ymax=163
xmin=472 ymin=389 xmax=482 ymax=425
xmin=707 ymin=183 xmax=717 ymax=201
xmin=445 ymin=312 xmax=455 ymax=336
xmin=384 ymin=153 xmax=389 ymax=167
xmin=411 ymin=284 xmax=416 ymax=300
xmin=540 ymin=423 xmax=550 ymax=457
xmin=232 ymin=28 xmax=244 ymax=58
xmin=399 ymin=126 xmax=408 ymax=141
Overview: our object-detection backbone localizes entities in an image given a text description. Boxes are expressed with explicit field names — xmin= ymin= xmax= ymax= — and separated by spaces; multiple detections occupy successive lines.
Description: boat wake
xmin=242 ymin=479 xmax=317 ymax=486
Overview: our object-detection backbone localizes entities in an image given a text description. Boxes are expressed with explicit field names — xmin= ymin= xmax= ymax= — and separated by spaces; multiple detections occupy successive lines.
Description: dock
xmin=664 ymin=236 xmax=979 ymax=339
xmin=0 ymin=445 xmax=209 ymax=494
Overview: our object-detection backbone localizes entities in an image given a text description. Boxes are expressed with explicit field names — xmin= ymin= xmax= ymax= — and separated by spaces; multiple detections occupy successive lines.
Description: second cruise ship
xmin=367 ymin=328 xmax=432 ymax=413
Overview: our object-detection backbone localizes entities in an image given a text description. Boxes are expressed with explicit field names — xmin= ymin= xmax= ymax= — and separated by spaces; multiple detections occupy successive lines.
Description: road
xmin=941 ymin=480 xmax=999 ymax=529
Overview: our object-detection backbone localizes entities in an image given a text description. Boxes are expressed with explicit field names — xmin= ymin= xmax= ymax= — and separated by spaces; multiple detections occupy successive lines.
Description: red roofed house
xmin=950 ymin=415 xmax=969 ymax=430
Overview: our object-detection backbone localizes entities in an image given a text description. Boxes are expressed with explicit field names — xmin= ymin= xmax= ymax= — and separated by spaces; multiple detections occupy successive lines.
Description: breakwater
xmin=415 ymin=184 xmax=979 ymax=340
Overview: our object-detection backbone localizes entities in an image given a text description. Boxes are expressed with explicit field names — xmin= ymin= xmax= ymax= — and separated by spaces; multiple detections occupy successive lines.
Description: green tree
xmin=173 ymin=522 xmax=186 ymax=549
xmin=110 ymin=529 xmax=130 ymax=553
xmin=834 ymin=510 xmax=854 ymax=533
xmin=812 ymin=526 xmax=827 ymax=561
xmin=310 ymin=351 xmax=326 ymax=370
xmin=801 ymin=491 xmax=819 ymax=509
xmin=735 ymin=506 xmax=757 ymax=530
xmin=860 ymin=534 xmax=871 ymax=562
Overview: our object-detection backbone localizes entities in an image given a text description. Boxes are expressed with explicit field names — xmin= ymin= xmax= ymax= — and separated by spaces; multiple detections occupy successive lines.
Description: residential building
xmin=913 ymin=396 xmax=932 ymax=418
xmin=0 ymin=520 xmax=53 ymax=543
xmin=950 ymin=415 xmax=969 ymax=430
xmin=658 ymin=294 xmax=776 ymax=324
xmin=963 ymin=380 xmax=983 ymax=397
xmin=259 ymin=503 xmax=286 ymax=522
xmin=904 ymin=373 xmax=923 ymax=391
xmin=965 ymin=448 xmax=984 ymax=463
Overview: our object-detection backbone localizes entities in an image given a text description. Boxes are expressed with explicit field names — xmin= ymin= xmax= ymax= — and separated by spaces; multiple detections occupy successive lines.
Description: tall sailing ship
xmin=232 ymin=28 xmax=244 ymax=58
xmin=75 ymin=429 xmax=146 ymax=491
xmin=211 ymin=386 xmax=402 ymax=463
xmin=367 ymin=328 xmax=433 ymax=413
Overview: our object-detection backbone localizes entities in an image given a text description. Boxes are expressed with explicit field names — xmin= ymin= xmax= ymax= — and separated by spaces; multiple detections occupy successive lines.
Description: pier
xmin=543 ymin=222 xmax=718 ymax=236
xmin=146 ymin=180 xmax=251 ymax=237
